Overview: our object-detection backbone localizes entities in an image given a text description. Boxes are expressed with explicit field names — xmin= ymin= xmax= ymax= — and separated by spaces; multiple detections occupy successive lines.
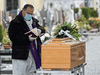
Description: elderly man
xmin=8 ymin=4 xmax=45 ymax=75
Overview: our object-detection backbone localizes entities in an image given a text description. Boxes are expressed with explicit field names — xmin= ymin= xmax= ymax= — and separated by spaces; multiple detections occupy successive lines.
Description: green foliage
xmin=89 ymin=8 xmax=94 ymax=10
xmin=96 ymin=23 xmax=100 ymax=29
xmin=77 ymin=15 xmax=86 ymax=22
xmin=85 ymin=25 xmax=92 ymax=31
xmin=2 ymin=28 xmax=11 ymax=44
xmin=78 ymin=21 xmax=85 ymax=29
xmin=54 ymin=25 xmax=62 ymax=36
xmin=88 ymin=20 xmax=94 ymax=25
xmin=81 ymin=7 xmax=98 ymax=19
xmin=94 ymin=20 xmax=100 ymax=29
xmin=44 ymin=37 xmax=50 ymax=42
xmin=90 ymin=10 xmax=98 ymax=17
xmin=71 ymin=33 xmax=82 ymax=40
xmin=54 ymin=22 xmax=81 ymax=40
xmin=74 ymin=7 xmax=98 ymax=19
xmin=80 ymin=15 xmax=86 ymax=20
xmin=74 ymin=8 xmax=79 ymax=13
xmin=93 ymin=19 xmax=98 ymax=24
xmin=81 ymin=7 xmax=89 ymax=20
xmin=88 ymin=8 xmax=94 ymax=14
xmin=88 ymin=8 xmax=98 ymax=17
xmin=0 ymin=24 xmax=3 ymax=42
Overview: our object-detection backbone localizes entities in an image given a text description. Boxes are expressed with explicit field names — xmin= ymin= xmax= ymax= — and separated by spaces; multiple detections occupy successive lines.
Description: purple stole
xmin=20 ymin=11 xmax=41 ymax=69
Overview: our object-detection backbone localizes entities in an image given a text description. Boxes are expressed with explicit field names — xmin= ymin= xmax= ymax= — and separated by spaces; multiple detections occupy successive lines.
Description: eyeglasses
xmin=26 ymin=13 xmax=33 ymax=15
xmin=24 ymin=11 xmax=33 ymax=15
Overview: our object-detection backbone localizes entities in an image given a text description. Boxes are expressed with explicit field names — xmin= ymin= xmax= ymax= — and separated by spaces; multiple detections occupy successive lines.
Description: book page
xmin=31 ymin=28 xmax=38 ymax=36
xmin=25 ymin=28 xmax=44 ymax=37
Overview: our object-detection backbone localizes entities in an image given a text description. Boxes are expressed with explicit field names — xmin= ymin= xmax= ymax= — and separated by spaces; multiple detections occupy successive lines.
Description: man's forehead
xmin=26 ymin=7 xmax=34 ymax=12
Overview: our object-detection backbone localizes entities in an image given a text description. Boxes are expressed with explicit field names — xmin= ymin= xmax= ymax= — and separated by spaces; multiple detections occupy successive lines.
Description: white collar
xmin=25 ymin=19 xmax=33 ymax=25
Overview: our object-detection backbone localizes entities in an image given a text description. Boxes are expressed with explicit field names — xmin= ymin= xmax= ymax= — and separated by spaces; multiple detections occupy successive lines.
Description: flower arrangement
xmin=85 ymin=25 xmax=92 ymax=31
xmin=88 ymin=17 xmax=100 ymax=24
xmin=54 ymin=22 xmax=82 ymax=40
xmin=88 ymin=17 xmax=100 ymax=29
xmin=74 ymin=21 xmax=79 ymax=29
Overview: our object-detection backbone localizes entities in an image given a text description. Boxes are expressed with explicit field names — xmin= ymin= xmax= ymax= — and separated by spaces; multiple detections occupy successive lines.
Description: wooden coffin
xmin=41 ymin=38 xmax=86 ymax=70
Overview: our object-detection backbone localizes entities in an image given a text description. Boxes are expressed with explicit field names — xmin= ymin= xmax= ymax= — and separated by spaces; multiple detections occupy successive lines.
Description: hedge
xmin=74 ymin=8 xmax=79 ymax=13
xmin=89 ymin=8 xmax=94 ymax=10
xmin=81 ymin=7 xmax=89 ymax=20
xmin=74 ymin=7 xmax=98 ymax=19
xmin=90 ymin=10 xmax=98 ymax=17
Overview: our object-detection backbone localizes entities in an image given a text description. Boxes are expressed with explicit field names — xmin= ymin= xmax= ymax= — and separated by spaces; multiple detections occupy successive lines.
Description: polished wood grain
xmin=41 ymin=38 xmax=85 ymax=70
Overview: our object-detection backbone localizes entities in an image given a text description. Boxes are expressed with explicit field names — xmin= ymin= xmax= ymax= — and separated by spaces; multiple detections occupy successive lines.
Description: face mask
xmin=24 ymin=13 xmax=33 ymax=20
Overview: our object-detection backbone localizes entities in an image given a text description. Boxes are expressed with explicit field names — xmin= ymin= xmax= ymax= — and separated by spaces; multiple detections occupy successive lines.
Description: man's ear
xmin=22 ymin=9 xmax=24 ymax=14
xmin=22 ymin=9 xmax=25 ymax=17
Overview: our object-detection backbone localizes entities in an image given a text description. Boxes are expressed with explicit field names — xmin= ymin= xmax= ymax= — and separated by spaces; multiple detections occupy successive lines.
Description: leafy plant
xmin=44 ymin=37 xmax=50 ymax=42
xmin=2 ymin=28 xmax=11 ymax=44
xmin=85 ymin=25 xmax=92 ymax=31
xmin=54 ymin=25 xmax=62 ymax=36
xmin=0 ymin=24 xmax=3 ymax=42
xmin=77 ymin=15 xmax=86 ymax=22
xmin=78 ymin=21 xmax=85 ymax=29
xmin=81 ymin=7 xmax=89 ymax=20
xmin=95 ymin=20 xmax=100 ymax=31
xmin=88 ymin=20 xmax=94 ymax=25
xmin=96 ymin=22 xmax=100 ymax=28
xmin=74 ymin=8 xmax=79 ymax=13
xmin=90 ymin=10 xmax=98 ymax=17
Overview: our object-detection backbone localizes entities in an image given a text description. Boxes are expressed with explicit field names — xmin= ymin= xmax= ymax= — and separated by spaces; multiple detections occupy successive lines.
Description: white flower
xmin=44 ymin=33 xmax=50 ymax=37
xmin=76 ymin=25 xmax=79 ymax=28
xmin=40 ymin=35 xmax=45 ymax=42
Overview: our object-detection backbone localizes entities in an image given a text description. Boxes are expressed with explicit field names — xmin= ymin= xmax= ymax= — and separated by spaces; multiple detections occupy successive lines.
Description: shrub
xmin=85 ymin=25 xmax=92 ymax=31
xmin=0 ymin=24 xmax=3 ymax=42
xmin=89 ymin=8 xmax=94 ymax=14
xmin=76 ymin=15 xmax=87 ymax=24
xmin=88 ymin=20 xmax=94 ymax=25
xmin=74 ymin=7 xmax=98 ymax=19
xmin=78 ymin=21 xmax=85 ymax=29
xmin=89 ymin=8 xmax=94 ymax=10
xmin=81 ymin=7 xmax=89 ymax=20
xmin=74 ymin=8 xmax=79 ymax=13
xmin=2 ymin=28 xmax=11 ymax=44
xmin=90 ymin=10 xmax=98 ymax=17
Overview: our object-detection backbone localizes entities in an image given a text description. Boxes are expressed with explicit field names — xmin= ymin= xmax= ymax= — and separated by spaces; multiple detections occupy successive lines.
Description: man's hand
xmin=28 ymin=35 xmax=37 ymax=41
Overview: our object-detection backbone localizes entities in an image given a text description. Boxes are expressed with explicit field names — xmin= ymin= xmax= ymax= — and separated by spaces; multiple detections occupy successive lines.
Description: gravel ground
xmin=85 ymin=35 xmax=100 ymax=75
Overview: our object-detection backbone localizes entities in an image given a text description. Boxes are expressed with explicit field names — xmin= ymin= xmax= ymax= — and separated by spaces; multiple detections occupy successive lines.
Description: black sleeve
xmin=8 ymin=21 xmax=30 ymax=43
xmin=35 ymin=19 xmax=45 ymax=33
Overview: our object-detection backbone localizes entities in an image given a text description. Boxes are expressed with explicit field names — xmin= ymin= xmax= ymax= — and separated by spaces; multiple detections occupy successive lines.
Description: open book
xmin=25 ymin=28 xmax=44 ymax=37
